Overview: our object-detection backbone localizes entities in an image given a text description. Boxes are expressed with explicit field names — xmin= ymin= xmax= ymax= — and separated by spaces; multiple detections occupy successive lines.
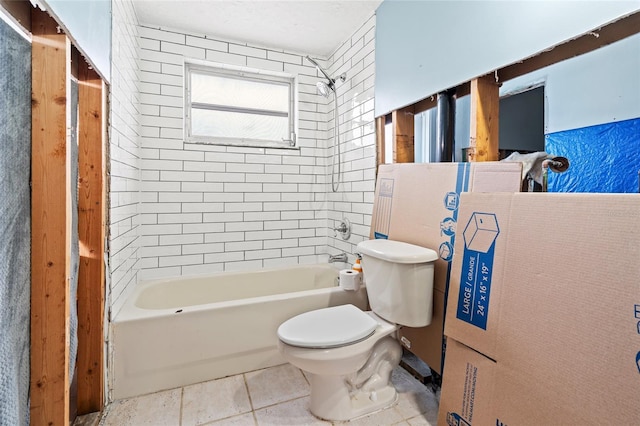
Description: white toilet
xmin=277 ymin=239 xmax=438 ymax=421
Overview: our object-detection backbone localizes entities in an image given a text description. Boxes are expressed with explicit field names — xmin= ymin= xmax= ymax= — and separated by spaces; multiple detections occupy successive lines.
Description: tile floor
xmin=89 ymin=363 xmax=439 ymax=426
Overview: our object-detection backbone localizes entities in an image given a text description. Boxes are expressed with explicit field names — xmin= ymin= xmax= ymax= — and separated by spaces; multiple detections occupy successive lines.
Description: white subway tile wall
xmin=110 ymin=0 xmax=142 ymax=316
xmin=326 ymin=15 xmax=377 ymax=260
xmin=114 ymin=12 xmax=376 ymax=281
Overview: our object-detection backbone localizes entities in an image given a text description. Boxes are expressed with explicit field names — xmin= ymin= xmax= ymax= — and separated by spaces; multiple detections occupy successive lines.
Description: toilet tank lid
xmin=357 ymin=239 xmax=438 ymax=264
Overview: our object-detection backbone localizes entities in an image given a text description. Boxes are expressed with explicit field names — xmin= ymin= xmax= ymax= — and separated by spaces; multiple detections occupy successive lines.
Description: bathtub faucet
xmin=328 ymin=252 xmax=348 ymax=263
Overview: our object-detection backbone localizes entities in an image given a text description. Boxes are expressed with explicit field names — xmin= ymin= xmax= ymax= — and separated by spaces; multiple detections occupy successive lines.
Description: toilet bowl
xmin=278 ymin=305 xmax=402 ymax=421
xmin=277 ymin=239 xmax=438 ymax=421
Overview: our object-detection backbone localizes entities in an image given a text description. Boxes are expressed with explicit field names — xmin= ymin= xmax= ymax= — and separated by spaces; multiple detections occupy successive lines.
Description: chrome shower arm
xmin=305 ymin=56 xmax=334 ymax=84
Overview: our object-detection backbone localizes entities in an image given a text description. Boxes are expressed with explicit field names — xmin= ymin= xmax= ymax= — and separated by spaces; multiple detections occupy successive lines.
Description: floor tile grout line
xmin=252 ymin=394 xmax=309 ymax=413
xmin=184 ymin=376 xmax=255 ymax=426
xmin=298 ymin=366 xmax=311 ymax=386
xmin=245 ymin=363 xmax=312 ymax=412
xmin=242 ymin=371 xmax=256 ymax=411
xmin=198 ymin=410 xmax=254 ymax=426
xmin=179 ymin=386 xmax=185 ymax=426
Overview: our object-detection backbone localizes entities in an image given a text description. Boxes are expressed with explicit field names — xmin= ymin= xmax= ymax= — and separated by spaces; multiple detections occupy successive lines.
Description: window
xmin=185 ymin=62 xmax=296 ymax=148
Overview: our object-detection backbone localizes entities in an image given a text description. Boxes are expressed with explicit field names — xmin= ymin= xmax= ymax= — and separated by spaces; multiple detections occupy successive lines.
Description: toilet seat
xmin=277 ymin=304 xmax=378 ymax=349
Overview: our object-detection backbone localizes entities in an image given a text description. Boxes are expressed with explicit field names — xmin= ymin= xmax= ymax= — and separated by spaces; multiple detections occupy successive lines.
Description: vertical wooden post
xmin=392 ymin=106 xmax=415 ymax=163
xmin=31 ymin=8 xmax=71 ymax=426
xmin=76 ymin=59 xmax=106 ymax=414
xmin=375 ymin=116 xmax=386 ymax=169
xmin=469 ymin=75 xmax=500 ymax=161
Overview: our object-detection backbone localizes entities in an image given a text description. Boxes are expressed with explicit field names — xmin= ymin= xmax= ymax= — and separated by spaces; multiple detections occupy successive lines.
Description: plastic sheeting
xmin=546 ymin=117 xmax=640 ymax=193
xmin=70 ymin=80 xmax=79 ymax=381
xmin=0 ymin=18 xmax=32 ymax=426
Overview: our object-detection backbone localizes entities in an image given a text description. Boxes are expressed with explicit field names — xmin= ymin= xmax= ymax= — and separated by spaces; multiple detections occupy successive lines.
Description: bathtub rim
xmin=112 ymin=263 xmax=353 ymax=323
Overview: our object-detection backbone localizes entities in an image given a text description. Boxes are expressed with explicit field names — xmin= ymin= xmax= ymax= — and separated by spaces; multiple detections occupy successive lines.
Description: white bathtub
xmin=110 ymin=264 xmax=368 ymax=399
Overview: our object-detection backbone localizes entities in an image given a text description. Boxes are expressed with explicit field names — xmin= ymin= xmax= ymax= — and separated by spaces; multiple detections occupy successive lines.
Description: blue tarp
xmin=546 ymin=117 xmax=640 ymax=193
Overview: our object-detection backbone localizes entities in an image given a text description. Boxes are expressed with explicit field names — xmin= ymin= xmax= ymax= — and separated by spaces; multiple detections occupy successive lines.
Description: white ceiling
xmin=132 ymin=0 xmax=383 ymax=58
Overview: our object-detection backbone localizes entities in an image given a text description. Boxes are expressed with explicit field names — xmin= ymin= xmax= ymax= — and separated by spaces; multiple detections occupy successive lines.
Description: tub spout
xmin=328 ymin=253 xmax=348 ymax=263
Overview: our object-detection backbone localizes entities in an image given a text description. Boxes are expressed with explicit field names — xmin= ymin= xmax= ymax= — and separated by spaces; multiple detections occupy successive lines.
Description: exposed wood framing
xmin=76 ymin=58 xmax=106 ymax=415
xmin=392 ymin=106 xmax=415 ymax=163
xmin=31 ymin=8 xmax=72 ymax=426
xmin=468 ymin=75 xmax=500 ymax=162
xmin=456 ymin=12 xmax=640 ymax=101
xmin=413 ymin=95 xmax=437 ymax=115
xmin=375 ymin=10 xmax=640 ymax=165
xmin=455 ymin=81 xmax=471 ymax=99
xmin=0 ymin=0 xmax=31 ymax=32
xmin=375 ymin=116 xmax=386 ymax=169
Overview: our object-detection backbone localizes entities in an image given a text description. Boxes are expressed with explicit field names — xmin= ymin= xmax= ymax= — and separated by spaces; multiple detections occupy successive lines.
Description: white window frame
xmin=185 ymin=61 xmax=297 ymax=149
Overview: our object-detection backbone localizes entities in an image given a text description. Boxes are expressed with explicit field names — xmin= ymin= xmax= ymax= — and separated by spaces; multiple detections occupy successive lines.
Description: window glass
xmin=186 ymin=63 xmax=296 ymax=148
xmin=191 ymin=73 xmax=289 ymax=113
xmin=191 ymin=109 xmax=288 ymax=141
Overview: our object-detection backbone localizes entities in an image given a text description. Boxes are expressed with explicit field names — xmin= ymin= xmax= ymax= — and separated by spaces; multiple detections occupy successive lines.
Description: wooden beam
xmin=31 ymin=8 xmax=72 ymax=426
xmin=455 ymin=81 xmax=471 ymax=99
xmin=500 ymin=10 xmax=640 ymax=83
xmin=392 ymin=106 xmax=415 ymax=163
xmin=468 ymin=75 xmax=499 ymax=162
xmin=76 ymin=58 xmax=106 ymax=415
xmin=375 ymin=116 xmax=386 ymax=169
xmin=0 ymin=0 xmax=31 ymax=32
xmin=413 ymin=95 xmax=437 ymax=115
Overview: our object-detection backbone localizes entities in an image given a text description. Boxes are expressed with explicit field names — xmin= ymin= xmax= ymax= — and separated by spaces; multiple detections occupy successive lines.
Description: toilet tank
xmin=356 ymin=239 xmax=438 ymax=327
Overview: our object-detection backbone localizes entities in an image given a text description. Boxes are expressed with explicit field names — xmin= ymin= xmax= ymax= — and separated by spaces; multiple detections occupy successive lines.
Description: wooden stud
xmin=375 ymin=116 xmax=386 ymax=169
xmin=469 ymin=75 xmax=499 ymax=162
xmin=392 ymin=106 xmax=415 ymax=163
xmin=76 ymin=58 xmax=106 ymax=415
xmin=31 ymin=8 xmax=71 ymax=426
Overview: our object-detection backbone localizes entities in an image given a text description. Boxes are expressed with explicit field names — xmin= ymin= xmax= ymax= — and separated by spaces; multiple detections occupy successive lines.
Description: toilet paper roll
xmin=339 ymin=269 xmax=362 ymax=291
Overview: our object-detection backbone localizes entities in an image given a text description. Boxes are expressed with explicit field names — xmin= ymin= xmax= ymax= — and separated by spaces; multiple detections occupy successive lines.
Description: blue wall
xmin=42 ymin=0 xmax=111 ymax=82
xmin=500 ymin=33 xmax=640 ymax=134
xmin=375 ymin=0 xmax=640 ymax=116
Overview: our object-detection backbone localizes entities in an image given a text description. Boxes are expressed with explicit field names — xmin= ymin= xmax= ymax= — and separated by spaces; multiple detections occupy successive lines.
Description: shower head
xmin=316 ymin=81 xmax=332 ymax=98
xmin=305 ymin=55 xmax=347 ymax=97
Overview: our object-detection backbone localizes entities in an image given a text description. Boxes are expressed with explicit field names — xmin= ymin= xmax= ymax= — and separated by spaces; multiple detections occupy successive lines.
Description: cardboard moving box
xmin=369 ymin=163 xmax=522 ymax=374
xmin=439 ymin=192 xmax=640 ymax=425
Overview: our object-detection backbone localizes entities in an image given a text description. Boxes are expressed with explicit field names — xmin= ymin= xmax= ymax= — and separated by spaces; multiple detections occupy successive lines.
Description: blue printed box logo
xmin=457 ymin=213 xmax=499 ymax=330
xmin=635 ymin=304 xmax=640 ymax=375
xmin=463 ymin=213 xmax=499 ymax=253
xmin=446 ymin=412 xmax=471 ymax=426
xmin=444 ymin=192 xmax=460 ymax=211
